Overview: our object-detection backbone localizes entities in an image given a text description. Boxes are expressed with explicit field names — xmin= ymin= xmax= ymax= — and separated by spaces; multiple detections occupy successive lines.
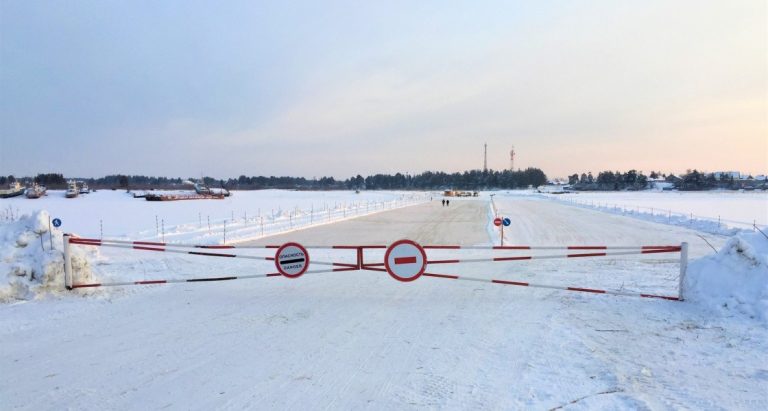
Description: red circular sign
xmin=384 ymin=239 xmax=427 ymax=282
xmin=493 ymin=217 xmax=502 ymax=226
xmin=274 ymin=242 xmax=309 ymax=278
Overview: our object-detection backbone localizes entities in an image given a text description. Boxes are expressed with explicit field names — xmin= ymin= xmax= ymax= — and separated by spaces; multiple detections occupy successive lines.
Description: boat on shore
xmin=194 ymin=181 xmax=231 ymax=197
xmin=0 ymin=182 xmax=25 ymax=198
xmin=78 ymin=182 xmax=90 ymax=194
xmin=25 ymin=183 xmax=47 ymax=199
xmin=65 ymin=180 xmax=79 ymax=198
xmin=145 ymin=193 xmax=225 ymax=201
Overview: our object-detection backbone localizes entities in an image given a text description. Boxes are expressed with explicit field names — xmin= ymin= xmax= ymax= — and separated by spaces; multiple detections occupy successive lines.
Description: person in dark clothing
xmin=442 ymin=199 xmax=445 ymax=206
xmin=446 ymin=200 xmax=450 ymax=206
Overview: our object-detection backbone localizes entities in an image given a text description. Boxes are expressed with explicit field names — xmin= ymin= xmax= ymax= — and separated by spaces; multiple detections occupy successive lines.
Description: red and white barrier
xmin=67 ymin=268 xmax=358 ymax=289
xmin=420 ymin=272 xmax=680 ymax=301
xmin=63 ymin=234 xmax=689 ymax=301
xmin=68 ymin=237 xmax=336 ymax=267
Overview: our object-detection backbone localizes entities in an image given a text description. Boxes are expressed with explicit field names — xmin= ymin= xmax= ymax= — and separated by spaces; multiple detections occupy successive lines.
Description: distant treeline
xmin=225 ymin=168 xmax=547 ymax=190
xmin=567 ymin=170 xmax=765 ymax=191
xmin=3 ymin=168 xmax=548 ymax=191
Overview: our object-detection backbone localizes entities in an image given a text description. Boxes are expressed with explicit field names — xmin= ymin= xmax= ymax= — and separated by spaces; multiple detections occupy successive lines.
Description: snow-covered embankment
xmin=685 ymin=232 xmax=768 ymax=322
xmin=1 ymin=210 xmax=97 ymax=301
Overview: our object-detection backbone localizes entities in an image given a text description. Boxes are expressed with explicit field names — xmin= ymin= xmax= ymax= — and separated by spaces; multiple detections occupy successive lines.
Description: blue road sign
xmin=502 ymin=217 xmax=511 ymax=227
xmin=52 ymin=218 xmax=62 ymax=227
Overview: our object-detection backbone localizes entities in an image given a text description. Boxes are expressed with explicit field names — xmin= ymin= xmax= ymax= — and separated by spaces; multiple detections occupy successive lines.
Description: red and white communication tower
xmin=509 ymin=146 xmax=516 ymax=171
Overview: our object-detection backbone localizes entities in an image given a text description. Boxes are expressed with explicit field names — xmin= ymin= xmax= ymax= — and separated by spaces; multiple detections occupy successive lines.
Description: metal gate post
xmin=63 ymin=234 xmax=73 ymax=290
xmin=678 ymin=242 xmax=689 ymax=301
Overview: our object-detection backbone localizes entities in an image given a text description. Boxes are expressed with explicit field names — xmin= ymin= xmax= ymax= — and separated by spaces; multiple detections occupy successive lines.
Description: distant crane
xmin=510 ymin=146 xmax=516 ymax=171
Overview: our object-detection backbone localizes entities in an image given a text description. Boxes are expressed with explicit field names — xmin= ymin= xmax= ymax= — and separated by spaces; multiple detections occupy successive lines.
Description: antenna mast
xmin=510 ymin=146 xmax=515 ymax=171
xmin=484 ymin=143 xmax=488 ymax=172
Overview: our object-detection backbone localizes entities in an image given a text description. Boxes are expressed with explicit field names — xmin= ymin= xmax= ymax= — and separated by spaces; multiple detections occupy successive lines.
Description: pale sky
xmin=1 ymin=0 xmax=766 ymax=179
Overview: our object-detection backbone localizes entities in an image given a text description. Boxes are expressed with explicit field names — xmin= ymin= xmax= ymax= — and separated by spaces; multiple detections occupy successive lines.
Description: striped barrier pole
xmin=66 ymin=237 xmax=681 ymax=252
xmin=420 ymin=272 xmax=680 ymax=301
xmin=424 ymin=247 xmax=681 ymax=266
xmin=68 ymin=238 xmax=340 ymax=267
xmin=65 ymin=236 xmax=685 ymax=300
xmin=70 ymin=267 xmax=357 ymax=289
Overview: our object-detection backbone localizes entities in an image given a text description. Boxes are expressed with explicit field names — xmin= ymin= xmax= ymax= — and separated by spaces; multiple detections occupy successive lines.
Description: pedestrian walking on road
xmin=442 ymin=199 xmax=445 ymax=207
xmin=446 ymin=200 xmax=450 ymax=207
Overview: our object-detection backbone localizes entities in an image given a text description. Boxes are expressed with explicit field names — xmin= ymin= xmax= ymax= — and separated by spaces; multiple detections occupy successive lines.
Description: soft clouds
xmin=1 ymin=0 xmax=765 ymax=178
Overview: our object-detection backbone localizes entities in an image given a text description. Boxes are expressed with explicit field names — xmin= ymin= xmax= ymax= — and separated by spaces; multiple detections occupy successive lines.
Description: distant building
xmin=713 ymin=171 xmax=740 ymax=180
xmin=648 ymin=178 xmax=673 ymax=190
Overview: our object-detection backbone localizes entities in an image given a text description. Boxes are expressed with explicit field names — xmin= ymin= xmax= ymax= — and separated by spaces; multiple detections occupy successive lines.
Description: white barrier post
xmin=678 ymin=242 xmax=689 ymax=301
xmin=63 ymin=233 xmax=72 ymax=290
xmin=48 ymin=216 xmax=53 ymax=251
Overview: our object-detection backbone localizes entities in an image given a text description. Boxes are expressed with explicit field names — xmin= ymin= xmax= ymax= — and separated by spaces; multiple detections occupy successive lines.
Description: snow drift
xmin=685 ymin=232 xmax=768 ymax=322
xmin=0 ymin=210 xmax=97 ymax=301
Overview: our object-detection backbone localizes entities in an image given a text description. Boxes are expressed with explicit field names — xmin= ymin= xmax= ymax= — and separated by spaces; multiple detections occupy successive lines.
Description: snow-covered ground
xmin=537 ymin=190 xmax=768 ymax=229
xmin=1 ymin=191 xmax=766 ymax=409
xmin=0 ymin=189 xmax=431 ymax=244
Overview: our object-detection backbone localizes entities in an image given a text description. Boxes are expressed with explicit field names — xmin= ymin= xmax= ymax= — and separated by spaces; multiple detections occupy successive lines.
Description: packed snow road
xmin=242 ymin=198 xmax=491 ymax=246
xmin=493 ymin=197 xmax=726 ymax=258
xmin=1 ymin=198 xmax=765 ymax=410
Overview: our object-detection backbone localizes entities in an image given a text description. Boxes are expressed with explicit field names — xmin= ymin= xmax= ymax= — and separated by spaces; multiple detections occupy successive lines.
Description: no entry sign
xmin=275 ymin=242 xmax=309 ymax=278
xmin=384 ymin=239 xmax=427 ymax=282
xmin=493 ymin=217 xmax=502 ymax=227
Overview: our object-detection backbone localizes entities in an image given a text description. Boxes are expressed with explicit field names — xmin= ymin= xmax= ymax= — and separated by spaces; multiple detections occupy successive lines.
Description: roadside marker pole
xmin=161 ymin=219 xmax=165 ymax=243
xmin=678 ymin=242 xmax=689 ymax=301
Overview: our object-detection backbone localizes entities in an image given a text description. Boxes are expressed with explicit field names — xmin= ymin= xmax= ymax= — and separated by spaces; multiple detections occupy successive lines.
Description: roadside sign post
xmin=502 ymin=217 xmax=511 ymax=246
xmin=493 ymin=217 xmax=503 ymax=246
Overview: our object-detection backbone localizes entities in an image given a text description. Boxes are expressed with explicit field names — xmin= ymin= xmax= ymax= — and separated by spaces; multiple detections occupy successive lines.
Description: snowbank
xmin=685 ymin=232 xmax=768 ymax=322
xmin=0 ymin=210 xmax=97 ymax=301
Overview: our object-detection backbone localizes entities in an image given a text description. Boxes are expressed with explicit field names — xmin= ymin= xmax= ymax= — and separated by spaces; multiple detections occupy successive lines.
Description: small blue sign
xmin=502 ymin=217 xmax=511 ymax=227
xmin=52 ymin=218 xmax=62 ymax=227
